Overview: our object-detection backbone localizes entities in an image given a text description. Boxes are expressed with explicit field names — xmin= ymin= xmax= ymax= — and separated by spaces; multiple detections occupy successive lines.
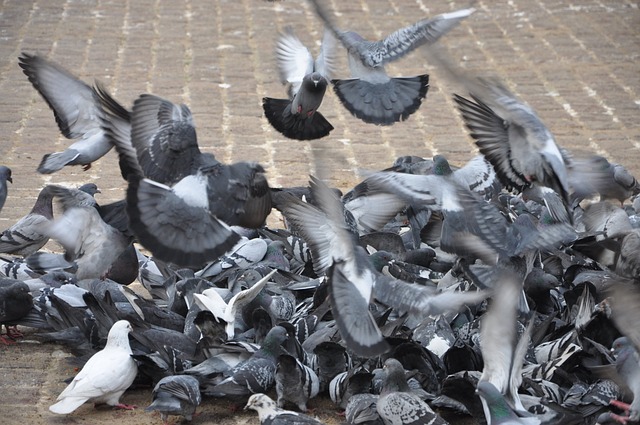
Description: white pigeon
xmin=193 ymin=269 xmax=276 ymax=339
xmin=49 ymin=320 xmax=138 ymax=414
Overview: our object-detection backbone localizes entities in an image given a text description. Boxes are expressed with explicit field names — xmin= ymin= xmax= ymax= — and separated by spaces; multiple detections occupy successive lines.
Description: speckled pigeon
xmin=309 ymin=0 xmax=474 ymax=125
xmin=263 ymin=26 xmax=338 ymax=140
xmin=244 ymin=393 xmax=324 ymax=425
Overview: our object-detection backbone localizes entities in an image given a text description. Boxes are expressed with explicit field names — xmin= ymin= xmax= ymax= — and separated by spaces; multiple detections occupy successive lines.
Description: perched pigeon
xmin=0 ymin=166 xmax=12 ymax=214
xmin=145 ymin=375 xmax=202 ymax=423
xmin=0 ymin=281 xmax=32 ymax=344
xmin=49 ymin=320 xmax=138 ymax=414
xmin=244 ymin=393 xmax=324 ymax=425
xmin=275 ymin=353 xmax=320 ymax=412
xmin=309 ymin=0 xmax=475 ymax=125
xmin=263 ymin=26 xmax=338 ymax=140
xmin=18 ymin=53 xmax=123 ymax=173
xmin=377 ymin=358 xmax=448 ymax=425
xmin=102 ymin=93 xmax=272 ymax=268
xmin=0 ymin=185 xmax=55 ymax=256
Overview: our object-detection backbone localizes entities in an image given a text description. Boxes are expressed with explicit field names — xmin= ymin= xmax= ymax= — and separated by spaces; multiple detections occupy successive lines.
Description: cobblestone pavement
xmin=0 ymin=0 xmax=638 ymax=423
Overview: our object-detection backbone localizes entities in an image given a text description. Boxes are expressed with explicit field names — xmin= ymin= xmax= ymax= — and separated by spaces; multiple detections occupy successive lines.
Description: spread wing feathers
xmin=276 ymin=26 xmax=314 ymax=92
xmin=126 ymin=175 xmax=240 ymax=268
xmin=316 ymin=28 xmax=340 ymax=80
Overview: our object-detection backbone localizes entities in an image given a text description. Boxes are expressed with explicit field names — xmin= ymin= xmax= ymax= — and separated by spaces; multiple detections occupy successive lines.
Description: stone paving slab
xmin=0 ymin=0 xmax=639 ymax=423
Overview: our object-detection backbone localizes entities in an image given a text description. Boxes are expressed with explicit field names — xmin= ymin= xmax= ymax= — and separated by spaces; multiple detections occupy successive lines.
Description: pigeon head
xmin=78 ymin=183 xmax=100 ymax=196
xmin=381 ymin=358 xmax=411 ymax=394
xmin=244 ymin=393 xmax=277 ymax=414
xmin=0 ymin=166 xmax=12 ymax=183
xmin=105 ymin=320 xmax=133 ymax=350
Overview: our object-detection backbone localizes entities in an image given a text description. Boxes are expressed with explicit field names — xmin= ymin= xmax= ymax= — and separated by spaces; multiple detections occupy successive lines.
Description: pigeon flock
xmin=1 ymin=1 xmax=640 ymax=425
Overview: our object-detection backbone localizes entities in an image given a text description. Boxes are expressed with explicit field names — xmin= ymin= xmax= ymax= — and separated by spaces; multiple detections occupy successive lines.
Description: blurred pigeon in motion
xmin=145 ymin=375 xmax=202 ymax=424
xmin=244 ymin=393 xmax=324 ymax=425
xmin=49 ymin=320 xmax=138 ymax=414
xmin=0 ymin=185 xmax=55 ymax=256
xmin=18 ymin=53 xmax=125 ymax=173
xmin=0 ymin=281 xmax=32 ymax=344
xmin=452 ymin=78 xmax=570 ymax=204
xmin=377 ymin=358 xmax=449 ymax=425
xmin=102 ymin=93 xmax=272 ymax=268
xmin=0 ymin=166 xmax=12 ymax=214
xmin=263 ymin=26 xmax=338 ymax=140
xmin=569 ymin=155 xmax=640 ymax=205
xmin=309 ymin=0 xmax=475 ymax=125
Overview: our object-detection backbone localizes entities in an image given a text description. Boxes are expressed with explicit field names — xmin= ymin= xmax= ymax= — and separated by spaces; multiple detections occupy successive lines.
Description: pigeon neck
xmin=381 ymin=368 xmax=411 ymax=394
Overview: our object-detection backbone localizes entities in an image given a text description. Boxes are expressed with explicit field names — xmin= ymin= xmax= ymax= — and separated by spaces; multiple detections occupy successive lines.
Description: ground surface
xmin=0 ymin=0 xmax=639 ymax=424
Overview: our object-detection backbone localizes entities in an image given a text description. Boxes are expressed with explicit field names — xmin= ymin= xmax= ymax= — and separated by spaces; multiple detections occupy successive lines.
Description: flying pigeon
xmin=452 ymin=79 xmax=571 ymax=204
xmin=49 ymin=320 xmax=138 ymax=414
xmin=0 ymin=281 xmax=32 ymax=344
xmin=145 ymin=375 xmax=202 ymax=424
xmin=377 ymin=358 xmax=448 ymax=425
xmin=0 ymin=166 xmax=12 ymax=214
xmin=0 ymin=185 xmax=55 ymax=256
xmin=18 ymin=53 xmax=126 ymax=173
xmin=309 ymin=0 xmax=475 ymax=125
xmin=244 ymin=393 xmax=324 ymax=425
xmin=263 ymin=26 xmax=338 ymax=140
xmin=101 ymin=93 xmax=272 ymax=268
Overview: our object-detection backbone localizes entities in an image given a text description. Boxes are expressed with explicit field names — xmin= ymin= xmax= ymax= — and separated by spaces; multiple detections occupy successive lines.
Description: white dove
xmin=193 ymin=269 xmax=276 ymax=339
xmin=49 ymin=320 xmax=138 ymax=414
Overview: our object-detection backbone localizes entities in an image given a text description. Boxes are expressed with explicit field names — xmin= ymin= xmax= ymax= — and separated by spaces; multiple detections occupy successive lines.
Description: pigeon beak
xmin=7 ymin=176 xmax=12 ymax=184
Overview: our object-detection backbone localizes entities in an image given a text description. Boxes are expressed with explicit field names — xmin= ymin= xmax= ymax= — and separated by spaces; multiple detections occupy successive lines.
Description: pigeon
xmin=0 ymin=185 xmax=55 ymax=256
xmin=608 ymin=337 xmax=640 ymax=423
xmin=309 ymin=0 xmax=475 ymax=125
xmin=0 ymin=281 xmax=32 ymax=344
xmin=145 ymin=375 xmax=202 ymax=424
xmin=205 ymin=325 xmax=289 ymax=400
xmin=452 ymin=79 xmax=570 ymax=204
xmin=193 ymin=269 xmax=276 ymax=339
xmin=263 ymin=26 xmax=338 ymax=140
xmin=569 ymin=155 xmax=640 ymax=205
xmin=475 ymin=381 xmax=541 ymax=425
xmin=0 ymin=166 xmax=12 ymax=214
xmin=102 ymin=92 xmax=272 ymax=268
xmin=275 ymin=353 xmax=320 ymax=412
xmin=18 ymin=53 xmax=123 ymax=173
xmin=244 ymin=393 xmax=325 ymax=425
xmin=376 ymin=358 xmax=449 ymax=425
xmin=49 ymin=320 xmax=138 ymax=414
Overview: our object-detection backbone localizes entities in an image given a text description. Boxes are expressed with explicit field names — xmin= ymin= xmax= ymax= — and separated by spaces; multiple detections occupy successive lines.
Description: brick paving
xmin=0 ymin=0 xmax=638 ymax=423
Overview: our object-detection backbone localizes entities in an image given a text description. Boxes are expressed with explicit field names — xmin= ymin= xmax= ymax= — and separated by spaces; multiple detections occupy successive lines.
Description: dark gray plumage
xmin=0 ymin=166 xmax=12 ymax=214
xmin=309 ymin=1 xmax=474 ymax=125
xmin=275 ymin=353 xmax=320 ymax=412
xmin=18 ymin=53 xmax=120 ymax=173
xmin=145 ymin=375 xmax=202 ymax=423
xmin=263 ymin=26 xmax=337 ymax=140
xmin=0 ymin=281 xmax=32 ymax=343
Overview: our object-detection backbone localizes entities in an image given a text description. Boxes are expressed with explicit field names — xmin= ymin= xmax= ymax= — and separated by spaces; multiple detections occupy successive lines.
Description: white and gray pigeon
xmin=377 ymin=358 xmax=449 ymax=425
xmin=18 ymin=53 xmax=123 ymax=173
xmin=49 ymin=320 xmax=138 ymax=414
xmin=452 ymin=78 xmax=571 ymax=204
xmin=244 ymin=393 xmax=325 ymax=425
xmin=263 ymin=26 xmax=338 ymax=140
xmin=309 ymin=0 xmax=475 ymax=125
xmin=101 ymin=93 xmax=272 ymax=268
xmin=0 ymin=185 xmax=55 ymax=256
xmin=145 ymin=375 xmax=202 ymax=423
xmin=0 ymin=166 xmax=12 ymax=214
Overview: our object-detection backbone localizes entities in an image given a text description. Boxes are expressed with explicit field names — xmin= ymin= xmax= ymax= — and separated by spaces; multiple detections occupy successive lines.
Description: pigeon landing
xmin=18 ymin=53 xmax=124 ymax=174
xmin=309 ymin=0 xmax=475 ymax=125
xmin=263 ymin=26 xmax=338 ymax=140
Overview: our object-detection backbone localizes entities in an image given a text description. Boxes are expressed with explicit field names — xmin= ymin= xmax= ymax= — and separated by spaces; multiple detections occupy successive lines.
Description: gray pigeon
xmin=275 ymin=353 xmax=320 ymax=412
xmin=608 ymin=337 xmax=640 ymax=423
xmin=0 ymin=166 xmax=12 ymax=214
xmin=244 ymin=393 xmax=324 ymax=425
xmin=18 ymin=53 xmax=122 ymax=173
xmin=145 ymin=375 xmax=202 ymax=423
xmin=263 ymin=26 xmax=338 ymax=140
xmin=309 ymin=0 xmax=475 ymax=125
xmin=0 ymin=185 xmax=55 ymax=256
xmin=377 ymin=358 xmax=449 ymax=425
xmin=0 ymin=281 xmax=32 ymax=344
xmin=102 ymin=93 xmax=272 ymax=268
xmin=452 ymin=79 xmax=571 ymax=203
xmin=569 ymin=155 xmax=640 ymax=205
xmin=49 ymin=320 xmax=138 ymax=414
xmin=475 ymin=381 xmax=541 ymax=425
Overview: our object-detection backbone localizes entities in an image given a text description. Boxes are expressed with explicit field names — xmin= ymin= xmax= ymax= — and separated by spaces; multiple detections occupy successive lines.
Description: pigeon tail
xmin=49 ymin=396 xmax=89 ymax=414
xmin=332 ymin=74 xmax=429 ymax=125
xmin=38 ymin=150 xmax=81 ymax=174
xmin=263 ymin=97 xmax=334 ymax=140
